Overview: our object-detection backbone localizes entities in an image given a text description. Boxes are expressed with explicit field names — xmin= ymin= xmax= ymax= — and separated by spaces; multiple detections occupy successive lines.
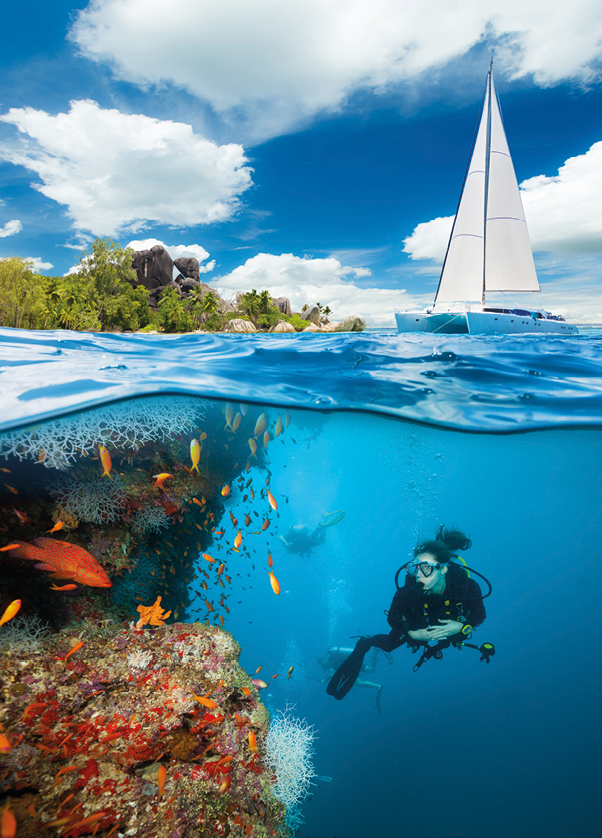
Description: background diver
xmin=327 ymin=526 xmax=493 ymax=702
xmin=279 ymin=510 xmax=345 ymax=556
xmin=318 ymin=646 xmax=393 ymax=713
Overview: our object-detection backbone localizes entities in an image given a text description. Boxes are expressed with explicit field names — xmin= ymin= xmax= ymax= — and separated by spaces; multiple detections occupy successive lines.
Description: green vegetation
xmin=0 ymin=242 xmax=317 ymax=334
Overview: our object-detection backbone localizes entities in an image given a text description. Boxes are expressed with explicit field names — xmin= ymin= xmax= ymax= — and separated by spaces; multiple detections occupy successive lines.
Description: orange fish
xmin=153 ymin=473 xmax=174 ymax=490
xmin=0 ymin=733 xmax=11 ymax=753
xmin=99 ymin=445 xmax=112 ymax=479
xmin=248 ymin=731 xmax=257 ymax=751
xmin=230 ymin=512 xmax=238 ymax=526
xmin=202 ymin=553 xmax=216 ymax=564
xmin=0 ymin=600 xmax=21 ymax=627
xmin=50 ymin=584 xmax=78 ymax=591
xmin=268 ymin=553 xmax=273 ymax=568
xmin=46 ymin=520 xmax=64 ymax=534
xmin=0 ymin=468 xmax=10 ymax=473
xmin=234 ymin=532 xmax=243 ymax=549
xmin=250 ymin=488 xmax=255 ymax=500
xmin=255 ymin=665 xmax=263 ymax=673
xmin=221 ymin=484 xmax=230 ymax=497
xmin=253 ymin=413 xmax=267 ymax=438
xmin=192 ymin=693 xmax=217 ymax=708
xmin=267 ymin=569 xmax=280 ymax=595
xmin=267 ymin=490 xmax=277 ymax=511
xmin=4 ymin=485 xmax=18 ymax=495
xmin=217 ymin=563 xmax=225 ymax=576
xmin=204 ymin=599 xmax=214 ymax=613
xmin=13 ymin=510 xmax=31 ymax=525
xmin=64 ymin=639 xmax=84 ymax=663
xmin=192 ymin=497 xmax=203 ymax=506
xmin=0 ymin=544 xmax=20 ymax=552
xmin=190 ymin=439 xmax=201 ymax=475
xmin=271 ymin=673 xmax=279 ymax=679
xmin=158 ymin=764 xmax=167 ymax=799
xmin=1 ymin=805 xmax=16 ymax=838
xmin=248 ymin=438 xmax=257 ymax=458
xmin=262 ymin=519 xmax=270 ymax=531
xmin=4 ymin=539 xmax=111 ymax=587
xmin=224 ymin=403 xmax=235 ymax=431
xmin=232 ymin=412 xmax=242 ymax=433
xmin=263 ymin=430 xmax=270 ymax=447
xmin=241 ymin=687 xmax=251 ymax=696
xmin=275 ymin=415 xmax=283 ymax=437
xmin=244 ymin=514 xmax=251 ymax=527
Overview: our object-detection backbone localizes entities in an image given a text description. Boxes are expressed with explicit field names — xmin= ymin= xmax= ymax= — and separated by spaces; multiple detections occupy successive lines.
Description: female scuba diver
xmin=327 ymin=526 xmax=492 ymax=702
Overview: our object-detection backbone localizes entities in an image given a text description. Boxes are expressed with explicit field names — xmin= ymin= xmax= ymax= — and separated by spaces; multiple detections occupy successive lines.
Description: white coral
xmin=127 ymin=649 xmax=153 ymax=670
xmin=49 ymin=475 xmax=128 ymax=524
xmin=131 ymin=505 xmax=171 ymax=534
xmin=265 ymin=706 xmax=316 ymax=832
xmin=0 ymin=615 xmax=50 ymax=654
xmin=0 ymin=395 xmax=206 ymax=470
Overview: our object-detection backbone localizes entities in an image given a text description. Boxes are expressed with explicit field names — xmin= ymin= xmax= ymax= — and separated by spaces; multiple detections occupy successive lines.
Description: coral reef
xmin=265 ymin=707 xmax=316 ymax=833
xmin=0 ymin=395 xmax=206 ymax=470
xmin=131 ymin=504 xmax=171 ymax=534
xmin=0 ymin=615 xmax=50 ymax=655
xmin=49 ymin=475 xmax=128 ymax=524
xmin=0 ymin=621 xmax=288 ymax=837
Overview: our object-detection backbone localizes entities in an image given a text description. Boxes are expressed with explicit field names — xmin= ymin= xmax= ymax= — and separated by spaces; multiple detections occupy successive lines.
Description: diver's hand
xmin=428 ymin=619 xmax=463 ymax=639
xmin=407 ymin=628 xmax=436 ymax=642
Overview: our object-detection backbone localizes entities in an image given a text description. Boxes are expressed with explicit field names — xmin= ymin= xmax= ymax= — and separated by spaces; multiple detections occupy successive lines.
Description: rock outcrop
xmin=227 ymin=319 xmax=257 ymax=333
xmin=273 ymin=297 xmax=292 ymax=316
xmin=300 ymin=305 xmax=321 ymax=326
xmin=334 ymin=315 xmax=367 ymax=332
xmin=131 ymin=245 xmax=173 ymax=290
xmin=174 ymin=256 xmax=201 ymax=283
xmin=269 ymin=320 xmax=296 ymax=333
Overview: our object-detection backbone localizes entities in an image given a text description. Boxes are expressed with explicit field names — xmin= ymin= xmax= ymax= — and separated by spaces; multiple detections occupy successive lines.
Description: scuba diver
xmin=280 ymin=510 xmax=345 ymax=556
xmin=318 ymin=647 xmax=393 ymax=714
xmin=327 ymin=526 xmax=495 ymax=701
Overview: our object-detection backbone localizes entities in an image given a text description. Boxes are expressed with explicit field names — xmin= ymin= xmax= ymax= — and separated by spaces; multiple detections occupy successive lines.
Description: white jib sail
xmin=434 ymin=81 xmax=489 ymax=304
xmin=484 ymin=76 xmax=540 ymax=293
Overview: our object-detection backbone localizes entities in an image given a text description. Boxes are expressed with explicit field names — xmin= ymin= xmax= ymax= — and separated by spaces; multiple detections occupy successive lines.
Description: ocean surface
xmin=1 ymin=326 xmax=601 ymax=838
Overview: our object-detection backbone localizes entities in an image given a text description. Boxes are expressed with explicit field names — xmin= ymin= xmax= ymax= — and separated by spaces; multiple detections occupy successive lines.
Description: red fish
xmin=4 ymin=538 xmax=111 ymax=588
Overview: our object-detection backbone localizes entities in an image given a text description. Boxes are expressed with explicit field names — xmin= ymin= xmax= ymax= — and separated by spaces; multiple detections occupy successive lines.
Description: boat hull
xmin=394 ymin=312 xmax=468 ymax=334
xmin=395 ymin=310 xmax=578 ymax=335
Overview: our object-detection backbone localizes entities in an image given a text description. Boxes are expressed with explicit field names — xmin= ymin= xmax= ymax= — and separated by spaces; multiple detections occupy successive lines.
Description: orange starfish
xmin=135 ymin=596 xmax=171 ymax=629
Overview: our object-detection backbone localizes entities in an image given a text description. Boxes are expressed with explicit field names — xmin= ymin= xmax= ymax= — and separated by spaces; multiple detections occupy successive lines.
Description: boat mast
xmin=482 ymin=58 xmax=493 ymax=306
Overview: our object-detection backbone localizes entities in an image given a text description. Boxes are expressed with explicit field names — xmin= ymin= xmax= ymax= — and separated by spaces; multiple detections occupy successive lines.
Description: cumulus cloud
xmin=27 ymin=257 xmax=54 ymax=272
xmin=0 ymin=100 xmax=253 ymax=237
xmin=403 ymin=141 xmax=602 ymax=261
xmin=209 ymin=252 xmax=416 ymax=325
xmin=0 ymin=220 xmax=22 ymax=238
xmin=127 ymin=238 xmax=215 ymax=273
xmin=70 ymin=0 xmax=602 ymax=139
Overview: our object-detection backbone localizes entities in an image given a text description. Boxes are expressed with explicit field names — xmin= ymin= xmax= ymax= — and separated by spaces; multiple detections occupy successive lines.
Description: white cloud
xmin=403 ymin=141 xmax=602 ymax=261
xmin=28 ymin=257 xmax=54 ymax=272
xmin=127 ymin=238 xmax=215 ymax=273
xmin=209 ymin=252 xmax=418 ymax=326
xmin=0 ymin=100 xmax=253 ymax=237
xmin=0 ymin=220 xmax=22 ymax=238
xmin=70 ymin=0 xmax=602 ymax=139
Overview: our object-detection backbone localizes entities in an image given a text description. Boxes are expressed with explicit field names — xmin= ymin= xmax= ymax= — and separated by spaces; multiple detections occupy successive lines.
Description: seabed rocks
xmin=0 ymin=621 xmax=287 ymax=837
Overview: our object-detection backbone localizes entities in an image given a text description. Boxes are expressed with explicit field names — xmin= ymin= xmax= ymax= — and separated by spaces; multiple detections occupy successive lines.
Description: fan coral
xmin=49 ymin=475 xmax=128 ymax=524
xmin=0 ymin=395 xmax=206 ymax=470
xmin=265 ymin=706 xmax=317 ymax=833
xmin=0 ymin=615 xmax=50 ymax=654
xmin=131 ymin=505 xmax=171 ymax=534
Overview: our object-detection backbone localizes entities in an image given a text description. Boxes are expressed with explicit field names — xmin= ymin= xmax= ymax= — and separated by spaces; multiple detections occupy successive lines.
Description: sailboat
xmin=395 ymin=66 xmax=578 ymax=335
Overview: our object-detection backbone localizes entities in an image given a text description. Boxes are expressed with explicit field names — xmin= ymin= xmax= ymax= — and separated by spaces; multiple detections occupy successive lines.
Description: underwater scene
xmin=0 ymin=327 xmax=601 ymax=838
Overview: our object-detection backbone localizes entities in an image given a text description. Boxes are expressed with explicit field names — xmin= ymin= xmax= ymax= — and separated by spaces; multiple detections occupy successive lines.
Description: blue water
xmin=1 ymin=326 xmax=601 ymax=838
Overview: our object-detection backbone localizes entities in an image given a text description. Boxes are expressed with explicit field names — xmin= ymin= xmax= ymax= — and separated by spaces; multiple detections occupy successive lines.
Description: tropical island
xmin=0 ymin=239 xmax=366 ymax=334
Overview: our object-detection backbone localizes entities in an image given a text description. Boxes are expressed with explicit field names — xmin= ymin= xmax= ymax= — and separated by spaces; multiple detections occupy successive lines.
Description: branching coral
xmin=0 ymin=615 xmax=50 ymax=654
xmin=0 ymin=395 xmax=206 ymax=470
xmin=265 ymin=706 xmax=317 ymax=833
xmin=49 ymin=475 xmax=128 ymax=524
xmin=131 ymin=504 xmax=171 ymax=534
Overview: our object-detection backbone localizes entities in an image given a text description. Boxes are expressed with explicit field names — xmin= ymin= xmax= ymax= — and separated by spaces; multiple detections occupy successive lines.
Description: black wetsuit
xmin=327 ymin=563 xmax=486 ymax=700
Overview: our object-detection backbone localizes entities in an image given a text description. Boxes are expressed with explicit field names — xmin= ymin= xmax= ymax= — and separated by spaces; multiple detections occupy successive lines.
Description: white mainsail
xmin=434 ymin=69 xmax=539 ymax=306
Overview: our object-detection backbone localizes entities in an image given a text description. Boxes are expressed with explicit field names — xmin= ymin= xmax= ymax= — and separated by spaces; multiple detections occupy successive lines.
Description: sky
xmin=0 ymin=1 xmax=601 ymax=326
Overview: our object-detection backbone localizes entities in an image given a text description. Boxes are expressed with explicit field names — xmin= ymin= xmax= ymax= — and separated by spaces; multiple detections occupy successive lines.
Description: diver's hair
xmin=414 ymin=526 xmax=472 ymax=563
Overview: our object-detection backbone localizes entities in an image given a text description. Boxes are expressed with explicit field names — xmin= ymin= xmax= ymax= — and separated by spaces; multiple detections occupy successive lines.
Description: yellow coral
xmin=135 ymin=596 xmax=171 ymax=629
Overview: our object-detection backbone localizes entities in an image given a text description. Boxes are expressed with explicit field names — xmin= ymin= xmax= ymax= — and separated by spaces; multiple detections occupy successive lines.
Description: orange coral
xmin=135 ymin=596 xmax=171 ymax=629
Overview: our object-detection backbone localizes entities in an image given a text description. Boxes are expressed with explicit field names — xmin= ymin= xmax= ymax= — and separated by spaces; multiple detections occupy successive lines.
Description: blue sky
xmin=0 ymin=0 xmax=601 ymax=324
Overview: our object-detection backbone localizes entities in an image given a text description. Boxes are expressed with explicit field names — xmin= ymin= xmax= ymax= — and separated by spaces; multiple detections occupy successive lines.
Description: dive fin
xmin=326 ymin=639 xmax=370 ymax=701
